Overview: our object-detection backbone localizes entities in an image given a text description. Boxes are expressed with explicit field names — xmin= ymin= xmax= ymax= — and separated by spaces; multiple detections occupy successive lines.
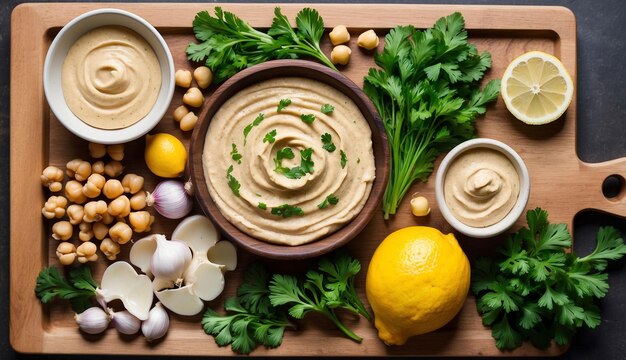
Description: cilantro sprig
xmin=321 ymin=133 xmax=336 ymax=152
xmin=35 ymin=266 xmax=98 ymax=313
xmin=187 ymin=7 xmax=336 ymax=84
xmin=318 ymin=194 xmax=339 ymax=209
xmin=243 ymin=113 xmax=264 ymax=145
xmin=277 ymin=98 xmax=291 ymax=112
xmin=472 ymin=208 xmax=626 ymax=350
xmin=226 ymin=165 xmax=241 ymax=197
xmin=340 ymin=150 xmax=347 ymax=169
xmin=300 ymin=114 xmax=316 ymax=124
xmin=230 ymin=143 xmax=242 ymax=164
xmin=274 ymin=147 xmax=314 ymax=179
xmin=321 ymin=104 xmax=334 ymax=114
xmin=271 ymin=204 xmax=304 ymax=218
xmin=263 ymin=129 xmax=277 ymax=144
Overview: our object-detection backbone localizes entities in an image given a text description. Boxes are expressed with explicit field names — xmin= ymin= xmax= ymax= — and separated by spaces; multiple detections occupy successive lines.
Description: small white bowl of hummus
xmin=43 ymin=8 xmax=174 ymax=144
xmin=435 ymin=138 xmax=530 ymax=238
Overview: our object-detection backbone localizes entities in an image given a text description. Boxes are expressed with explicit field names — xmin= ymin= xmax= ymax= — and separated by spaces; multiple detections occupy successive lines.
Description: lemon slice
xmin=501 ymin=51 xmax=574 ymax=125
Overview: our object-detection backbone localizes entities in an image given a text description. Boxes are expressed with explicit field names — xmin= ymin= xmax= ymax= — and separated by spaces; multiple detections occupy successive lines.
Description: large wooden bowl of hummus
xmin=189 ymin=60 xmax=389 ymax=259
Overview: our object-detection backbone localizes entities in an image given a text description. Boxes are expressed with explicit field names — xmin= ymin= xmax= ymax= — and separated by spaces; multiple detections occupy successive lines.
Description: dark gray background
xmin=2 ymin=0 xmax=625 ymax=358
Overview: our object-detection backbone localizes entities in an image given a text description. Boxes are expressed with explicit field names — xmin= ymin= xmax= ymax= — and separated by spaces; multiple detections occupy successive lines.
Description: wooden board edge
xmin=577 ymin=158 xmax=626 ymax=218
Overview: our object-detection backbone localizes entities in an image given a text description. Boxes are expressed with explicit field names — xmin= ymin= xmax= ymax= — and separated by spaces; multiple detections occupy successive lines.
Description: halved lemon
xmin=501 ymin=51 xmax=574 ymax=125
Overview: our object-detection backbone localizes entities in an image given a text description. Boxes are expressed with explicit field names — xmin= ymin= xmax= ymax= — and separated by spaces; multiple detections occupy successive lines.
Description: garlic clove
xmin=150 ymin=234 xmax=192 ymax=281
xmin=109 ymin=309 xmax=141 ymax=335
xmin=99 ymin=261 xmax=153 ymax=320
xmin=171 ymin=215 xmax=218 ymax=254
xmin=75 ymin=306 xmax=110 ymax=335
xmin=190 ymin=262 xmax=225 ymax=302
xmin=207 ymin=241 xmax=237 ymax=271
xmin=155 ymin=284 xmax=205 ymax=316
xmin=129 ymin=235 xmax=157 ymax=276
xmin=142 ymin=302 xmax=170 ymax=342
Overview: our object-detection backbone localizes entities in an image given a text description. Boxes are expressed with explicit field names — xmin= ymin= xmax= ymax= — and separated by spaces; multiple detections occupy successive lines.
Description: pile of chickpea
xmin=172 ymin=66 xmax=214 ymax=132
xmin=41 ymin=143 xmax=155 ymax=266
xmin=328 ymin=26 xmax=380 ymax=66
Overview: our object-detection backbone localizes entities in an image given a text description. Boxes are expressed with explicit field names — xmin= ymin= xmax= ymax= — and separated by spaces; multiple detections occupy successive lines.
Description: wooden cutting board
xmin=10 ymin=2 xmax=625 ymax=356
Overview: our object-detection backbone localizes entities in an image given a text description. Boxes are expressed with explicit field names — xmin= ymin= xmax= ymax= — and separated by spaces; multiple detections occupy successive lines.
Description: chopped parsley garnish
xmin=274 ymin=147 xmax=314 ymax=179
xmin=321 ymin=133 xmax=336 ymax=152
xmin=243 ymin=113 xmax=265 ymax=145
xmin=318 ymin=194 xmax=339 ymax=209
xmin=271 ymin=204 xmax=304 ymax=218
xmin=230 ymin=143 xmax=242 ymax=164
xmin=340 ymin=150 xmax=347 ymax=169
xmin=226 ymin=165 xmax=241 ymax=197
xmin=277 ymin=98 xmax=292 ymax=112
xmin=321 ymin=104 xmax=335 ymax=114
xmin=263 ymin=129 xmax=277 ymax=144
xmin=300 ymin=114 xmax=316 ymax=124
xmin=258 ymin=202 xmax=267 ymax=210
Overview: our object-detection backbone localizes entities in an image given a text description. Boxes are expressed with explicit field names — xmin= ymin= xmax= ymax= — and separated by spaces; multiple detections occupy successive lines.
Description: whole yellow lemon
xmin=366 ymin=226 xmax=470 ymax=345
xmin=144 ymin=133 xmax=187 ymax=178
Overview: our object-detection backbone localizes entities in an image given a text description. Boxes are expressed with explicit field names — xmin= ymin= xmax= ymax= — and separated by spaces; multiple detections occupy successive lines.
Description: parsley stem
xmin=323 ymin=309 xmax=363 ymax=343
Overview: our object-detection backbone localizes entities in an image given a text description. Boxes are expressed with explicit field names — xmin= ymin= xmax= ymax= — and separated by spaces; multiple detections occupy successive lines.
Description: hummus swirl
xmin=61 ymin=26 xmax=161 ymax=129
xmin=203 ymin=77 xmax=376 ymax=246
xmin=443 ymin=148 xmax=520 ymax=227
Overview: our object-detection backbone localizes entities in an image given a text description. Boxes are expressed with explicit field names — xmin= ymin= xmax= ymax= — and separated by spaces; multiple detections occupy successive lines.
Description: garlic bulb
xmin=75 ymin=307 xmax=110 ymax=335
xmin=109 ymin=309 xmax=141 ymax=335
xmin=142 ymin=302 xmax=170 ymax=341
xmin=146 ymin=180 xmax=193 ymax=219
xmin=150 ymin=234 xmax=192 ymax=282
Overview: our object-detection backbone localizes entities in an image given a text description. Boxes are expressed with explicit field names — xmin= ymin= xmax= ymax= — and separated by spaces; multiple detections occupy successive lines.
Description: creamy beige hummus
xmin=61 ymin=26 xmax=161 ymax=129
xmin=444 ymin=148 xmax=520 ymax=227
xmin=203 ymin=77 xmax=376 ymax=246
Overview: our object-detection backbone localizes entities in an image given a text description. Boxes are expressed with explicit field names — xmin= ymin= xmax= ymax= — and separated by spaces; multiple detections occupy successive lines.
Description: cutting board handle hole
xmin=602 ymin=174 xmax=625 ymax=201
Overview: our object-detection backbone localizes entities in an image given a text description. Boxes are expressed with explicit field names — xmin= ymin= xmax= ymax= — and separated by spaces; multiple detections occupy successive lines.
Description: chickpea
xmin=83 ymin=200 xmax=108 ymax=223
xmin=66 ymin=159 xmax=92 ymax=181
xmin=410 ymin=196 xmax=431 ymax=217
xmin=76 ymin=242 xmax=98 ymax=263
xmin=93 ymin=222 xmax=109 ymax=240
xmin=67 ymin=204 xmax=84 ymax=225
xmin=91 ymin=161 xmax=105 ymax=175
xmin=78 ymin=222 xmax=94 ymax=242
xmin=101 ymin=212 xmax=114 ymax=225
xmin=65 ymin=180 xmax=87 ymax=204
xmin=357 ymin=29 xmax=379 ymax=50
xmin=103 ymin=179 xmax=124 ymax=199
xmin=173 ymin=105 xmax=189 ymax=123
xmin=82 ymin=173 xmax=106 ymax=198
xmin=183 ymin=87 xmax=204 ymax=108
xmin=41 ymin=166 xmax=64 ymax=192
xmin=130 ymin=192 xmax=147 ymax=210
xmin=329 ymin=25 xmax=350 ymax=45
xmin=107 ymin=144 xmax=124 ymax=161
xmin=56 ymin=242 xmax=77 ymax=266
xmin=100 ymin=238 xmax=121 ymax=261
xmin=175 ymin=69 xmax=193 ymax=88
xmin=331 ymin=45 xmax=352 ymax=65
xmin=121 ymin=174 xmax=144 ymax=194
xmin=109 ymin=222 xmax=133 ymax=245
xmin=52 ymin=221 xmax=73 ymax=241
xmin=42 ymin=195 xmax=67 ymax=219
xmin=108 ymin=195 xmax=131 ymax=218
xmin=104 ymin=160 xmax=124 ymax=178
xmin=180 ymin=111 xmax=198 ymax=132
xmin=194 ymin=66 xmax=213 ymax=89
xmin=88 ymin=142 xmax=107 ymax=159
xmin=129 ymin=211 xmax=155 ymax=233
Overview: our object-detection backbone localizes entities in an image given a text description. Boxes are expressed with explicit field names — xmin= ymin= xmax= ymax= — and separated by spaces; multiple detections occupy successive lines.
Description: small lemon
xmin=144 ymin=133 xmax=187 ymax=178
xmin=366 ymin=226 xmax=470 ymax=345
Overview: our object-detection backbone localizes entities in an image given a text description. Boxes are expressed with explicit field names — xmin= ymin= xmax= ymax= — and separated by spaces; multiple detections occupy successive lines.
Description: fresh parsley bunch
xmin=187 ymin=7 xmax=336 ymax=84
xmin=35 ymin=266 xmax=98 ymax=313
xmin=472 ymin=208 xmax=626 ymax=350
xmin=363 ymin=12 xmax=500 ymax=219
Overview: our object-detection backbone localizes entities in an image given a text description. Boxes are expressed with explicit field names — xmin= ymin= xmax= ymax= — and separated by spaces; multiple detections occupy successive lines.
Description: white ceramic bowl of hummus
xmin=435 ymin=138 xmax=530 ymax=238
xmin=43 ymin=8 xmax=175 ymax=144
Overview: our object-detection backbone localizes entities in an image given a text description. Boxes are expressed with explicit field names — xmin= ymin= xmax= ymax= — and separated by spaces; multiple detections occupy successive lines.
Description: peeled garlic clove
xmin=155 ymin=285 xmax=205 ymax=316
xmin=151 ymin=234 xmax=192 ymax=281
xmin=207 ymin=241 xmax=237 ymax=271
xmin=189 ymin=262 xmax=225 ymax=301
xmin=171 ymin=215 xmax=218 ymax=254
xmin=75 ymin=307 xmax=110 ymax=335
xmin=142 ymin=302 xmax=170 ymax=342
xmin=99 ymin=261 xmax=153 ymax=320
xmin=129 ymin=235 xmax=158 ymax=276
xmin=109 ymin=309 xmax=141 ymax=335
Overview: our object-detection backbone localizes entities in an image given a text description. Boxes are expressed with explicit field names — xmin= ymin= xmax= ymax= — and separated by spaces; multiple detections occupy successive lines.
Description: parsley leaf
xmin=340 ymin=150 xmax=347 ymax=169
xmin=271 ymin=204 xmax=304 ymax=218
xmin=35 ymin=266 xmax=98 ymax=313
xmin=472 ymin=208 xmax=626 ymax=350
xmin=226 ymin=165 xmax=241 ymax=197
xmin=230 ymin=143 xmax=242 ymax=164
xmin=263 ymin=129 xmax=277 ymax=144
xmin=243 ymin=113 xmax=264 ymax=145
xmin=277 ymin=98 xmax=291 ymax=112
xmin=300 ymin=114 xmax=316 ymax=124
xmin=321 ymin=133 xmax=336 ymax=152
xmin=274 ymin=147 xmax=314 ymax=179
xmin=318 ymin=194 xmax=339 ymax=209
xmin=321 ymin=104 xmax=334 ymax=114
xmin=258 ymin=202 xmax=267 ymax=210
